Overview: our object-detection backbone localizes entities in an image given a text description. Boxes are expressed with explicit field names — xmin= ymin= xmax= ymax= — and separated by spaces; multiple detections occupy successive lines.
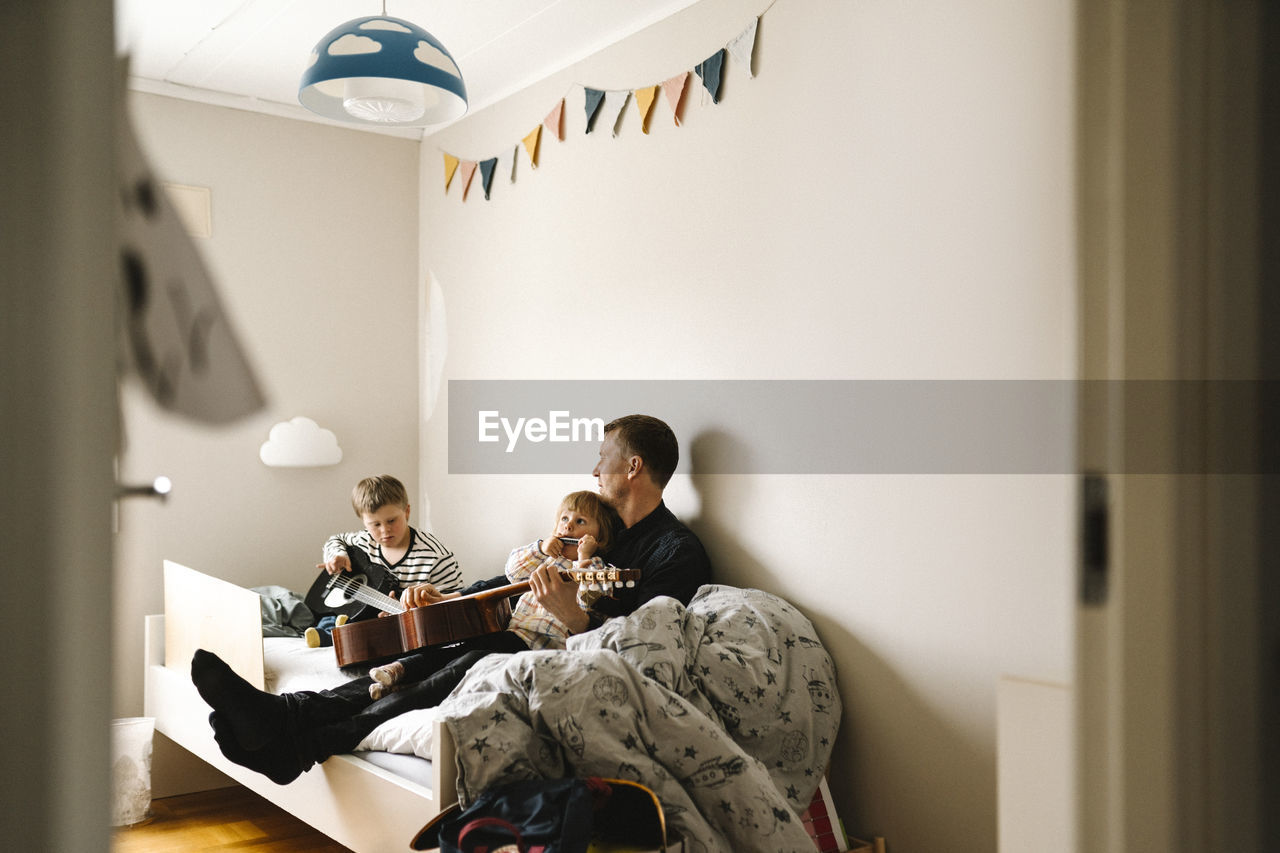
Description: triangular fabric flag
xmin=695 ymin=49 xmax=725 ymax=103
xmin=727 ymin=18 xmax=759 ymax=78
xmin=544 ymin=99 xmax=565 ymax=141
xmin=584 ymin=87 xmax=606 ymax=134
xmin=522 ymin=125 xmax=542 ymax=168
xmin=478 ymin=158 xmax=498 ymax=200
xmin=458 ymin=160 xmax=477 ymax=201
xmin=605 ymin=90 xmax=631 ymax=137
xmin=510 ymin=145 xmax=519 ymax=182
xmin=443 ymin=153 xmax=460 ymax=191
xmin=634 ymin=85 xmax=658 ymax=134
xmin=661 ymin=72 xmax=689 ymax=126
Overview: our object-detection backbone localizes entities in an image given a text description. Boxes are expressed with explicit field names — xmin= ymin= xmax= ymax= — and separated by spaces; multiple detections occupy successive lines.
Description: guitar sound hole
xmin=322 ymin=572 xmax=369 ymax=609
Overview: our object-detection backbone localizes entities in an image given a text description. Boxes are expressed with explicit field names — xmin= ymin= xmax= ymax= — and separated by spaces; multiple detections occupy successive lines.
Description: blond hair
xmin=351 ymin=475 xmax=409 ymax=516
xmin=557 ymin=490 xmax=618 ymax=553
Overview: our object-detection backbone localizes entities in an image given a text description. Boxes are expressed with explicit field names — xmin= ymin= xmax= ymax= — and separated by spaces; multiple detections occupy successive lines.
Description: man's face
xmin=592 ymin=431 xmax=631 ymax=506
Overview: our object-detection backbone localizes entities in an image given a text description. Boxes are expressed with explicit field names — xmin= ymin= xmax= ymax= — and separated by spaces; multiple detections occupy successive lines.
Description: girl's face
xmin=555 ymin=504 xmax=601 ymax=541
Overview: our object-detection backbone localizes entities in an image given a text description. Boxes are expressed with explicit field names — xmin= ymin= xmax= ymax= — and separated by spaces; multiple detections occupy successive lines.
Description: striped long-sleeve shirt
xmin=322 ymin=527 xmax=463 ymax=594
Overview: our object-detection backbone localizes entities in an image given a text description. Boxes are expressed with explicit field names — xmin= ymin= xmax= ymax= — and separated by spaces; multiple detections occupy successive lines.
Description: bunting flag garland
xmin=695 ymin=49 xmax=725 ymax=103
xmin=634 ymin=85 xmax=659 ymax=134
xmin=727 ymin=18 xmax=759 ymax=78
xmin=443 ymin=153 xmax=460 ymax=191
xmin=662 ymin=72 xmax=689 ymax=126
xmin=478 ymin=158 xmax=498 ymax=200
xmin=458 ymin=160 xmax=477 ymax=201
xmin=583 ymin=88 xmax=606 ymax=134
xmin=544 ymin=99 xmax=565 ymax=141
xmin=522 ymin=125 xmax=542 ymax=168
xmin=439 ymin=1 xmax=778 ymax=201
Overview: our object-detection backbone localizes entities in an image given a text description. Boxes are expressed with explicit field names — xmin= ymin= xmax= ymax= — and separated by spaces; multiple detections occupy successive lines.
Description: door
xmin=1075 ymin=1 xmax=1274 ymax=851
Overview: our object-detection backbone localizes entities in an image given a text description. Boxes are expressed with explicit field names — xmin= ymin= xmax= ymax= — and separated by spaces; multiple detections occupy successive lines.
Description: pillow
xmin=357 ymin=707 xmax=439 ymax=758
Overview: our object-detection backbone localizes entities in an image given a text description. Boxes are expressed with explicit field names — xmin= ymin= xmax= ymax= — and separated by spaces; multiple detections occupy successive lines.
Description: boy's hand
xmin=401 ymin=583 xmax=456 ymax=609
xmin=318 ymin=553 xmax=351 ymax=576
xmin=541 ymin=536 xmax=564 ymax=558
xmin=576 ymin=534 xmax=598 ymax=560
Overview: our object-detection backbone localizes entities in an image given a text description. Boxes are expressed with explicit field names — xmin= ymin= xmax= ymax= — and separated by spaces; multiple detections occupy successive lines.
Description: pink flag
xmin=459 ymin=161 xmax=477 ymax=201
xmin=661 ymin=73 xmax=689 ymax=126
xmin=544 ymin=99 xmax=565 ymax=141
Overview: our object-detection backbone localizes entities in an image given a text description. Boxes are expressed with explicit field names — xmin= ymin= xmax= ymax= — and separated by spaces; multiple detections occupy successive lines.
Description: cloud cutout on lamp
xmin=299 ymin=15 xmax=467 ymax=127
xmin=260 ymin=417 xmax=343 ymax=467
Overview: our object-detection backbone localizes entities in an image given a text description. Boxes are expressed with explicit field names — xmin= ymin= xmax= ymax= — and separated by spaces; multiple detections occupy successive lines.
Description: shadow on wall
xmin=834 ymin=631 xmax=998 ymax=852
xmin=684 ymin=428 xmax=998 ymax=853
xmin=684 ymin=429 xmax=770 ymax=589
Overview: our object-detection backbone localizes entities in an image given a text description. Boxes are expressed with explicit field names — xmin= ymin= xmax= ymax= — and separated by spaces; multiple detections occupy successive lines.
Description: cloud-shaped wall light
xmin=260 ymin=417 xmax=343 ymax=467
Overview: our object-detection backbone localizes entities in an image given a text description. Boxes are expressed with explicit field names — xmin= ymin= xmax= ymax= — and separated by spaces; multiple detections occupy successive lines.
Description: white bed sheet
xmin=261 ymin=637 xmax=437 ymax=759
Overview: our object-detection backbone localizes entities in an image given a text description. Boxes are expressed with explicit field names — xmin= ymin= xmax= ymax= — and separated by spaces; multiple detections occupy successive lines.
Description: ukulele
xmin=331 ymin=566 xmax=641 ymax=667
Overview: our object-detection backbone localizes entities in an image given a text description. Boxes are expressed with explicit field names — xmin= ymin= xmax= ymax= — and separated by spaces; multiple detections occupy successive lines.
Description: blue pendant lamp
xmin=299 ymin=11 xmax=467 ymax=127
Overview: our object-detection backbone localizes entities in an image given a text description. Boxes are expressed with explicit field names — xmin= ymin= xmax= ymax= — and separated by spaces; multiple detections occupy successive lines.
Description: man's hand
xmin=529 ymin=563 xmax=590 ymax=634
xmin=318 ymin=553 xmax=351 ymax=576
xmin=400 ymin=583 xmax=457 ymax=609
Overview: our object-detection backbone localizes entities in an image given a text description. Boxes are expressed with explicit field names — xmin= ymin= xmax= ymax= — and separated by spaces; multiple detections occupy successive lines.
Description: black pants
xmin=292 ymin=630 xmax=530 ymax=763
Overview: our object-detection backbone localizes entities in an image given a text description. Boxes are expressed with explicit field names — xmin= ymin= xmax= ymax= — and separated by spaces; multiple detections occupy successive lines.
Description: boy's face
xmin=555 ymin=505 xmax=601 ymax=541
xmin=361 ymin=503 xmax=411 ymax=551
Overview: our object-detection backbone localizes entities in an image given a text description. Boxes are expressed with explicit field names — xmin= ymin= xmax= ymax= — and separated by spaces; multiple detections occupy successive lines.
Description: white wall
xmin=416 ymin=2 xmax=1076 ymax=851
xmin=114 ymin=94 xmax=421 ymax=790
xmin=112 ymin=0 xmax=1075 ymax=847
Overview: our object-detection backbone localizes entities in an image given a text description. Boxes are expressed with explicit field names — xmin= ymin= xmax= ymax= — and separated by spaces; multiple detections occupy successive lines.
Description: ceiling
xmin=116 ymin=0 xmax=702 ymax=137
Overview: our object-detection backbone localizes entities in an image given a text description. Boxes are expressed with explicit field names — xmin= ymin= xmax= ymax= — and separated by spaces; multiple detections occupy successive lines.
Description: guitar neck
xmin=466 ymin=567 xmax=641 ymax=604
xmin=330 ymin=574 xmax=405 ymax=615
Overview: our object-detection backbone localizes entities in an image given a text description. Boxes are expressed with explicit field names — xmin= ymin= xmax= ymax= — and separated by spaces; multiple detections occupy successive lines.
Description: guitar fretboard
xmin=328 ymin=573 xmax=405 ymax=615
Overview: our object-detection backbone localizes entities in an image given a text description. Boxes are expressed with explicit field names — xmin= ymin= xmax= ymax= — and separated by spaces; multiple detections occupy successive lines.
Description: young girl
xmin=366 ymin=489 xmax=618 ymax=698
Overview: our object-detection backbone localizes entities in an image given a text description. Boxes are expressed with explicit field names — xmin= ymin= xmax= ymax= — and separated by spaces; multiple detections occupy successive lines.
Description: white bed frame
xmin=143 ymin=560 xmax=458 ymax=852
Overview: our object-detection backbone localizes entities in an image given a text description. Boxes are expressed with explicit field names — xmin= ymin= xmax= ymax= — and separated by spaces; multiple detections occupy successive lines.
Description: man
xmin=190 ymin=414 xmax=711 ymax=784
xmin=529 ymin=413 xmax=711 ymax=632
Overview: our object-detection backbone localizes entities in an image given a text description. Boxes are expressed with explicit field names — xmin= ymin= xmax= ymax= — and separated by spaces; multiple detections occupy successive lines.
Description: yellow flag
xmin=443 ymin=153 xmax=460 ymax=191
xmin=635 ymin=85 xmax=659 ymax=134
xmin=522 ymin=126 xmax=542 ymax=168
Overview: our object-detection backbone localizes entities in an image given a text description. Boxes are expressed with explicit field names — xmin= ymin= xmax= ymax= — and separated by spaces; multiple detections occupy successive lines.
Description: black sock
xmin=208 ymin=712 xmax=309 ymax=786
xmin=190 ymin=649 xmax=288 ymax=751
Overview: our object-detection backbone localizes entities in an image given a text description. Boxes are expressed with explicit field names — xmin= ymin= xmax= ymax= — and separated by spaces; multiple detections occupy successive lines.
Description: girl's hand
xmin=576 ymin=534 xmax=598 ymax=560
xmin=541 ymin=536 xmax=564 ymax=558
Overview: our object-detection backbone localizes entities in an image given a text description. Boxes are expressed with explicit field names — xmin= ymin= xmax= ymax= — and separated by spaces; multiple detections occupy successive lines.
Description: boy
xmin=307 ymin=475 xmax=463 ymax=646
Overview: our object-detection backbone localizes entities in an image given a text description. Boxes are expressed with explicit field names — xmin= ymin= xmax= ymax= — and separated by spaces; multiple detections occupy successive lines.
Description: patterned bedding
xmin=434 ymin=584 xmax=841 ymax=853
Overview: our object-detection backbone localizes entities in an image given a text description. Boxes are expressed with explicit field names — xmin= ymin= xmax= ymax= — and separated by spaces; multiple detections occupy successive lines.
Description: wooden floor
xmin=112 ymin=785 xmax=352 ymax=852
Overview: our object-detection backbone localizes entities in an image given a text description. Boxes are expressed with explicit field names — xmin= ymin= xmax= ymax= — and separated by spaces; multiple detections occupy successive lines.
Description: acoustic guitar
xmin=331 ymin=566 xmax=641 ymax=667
